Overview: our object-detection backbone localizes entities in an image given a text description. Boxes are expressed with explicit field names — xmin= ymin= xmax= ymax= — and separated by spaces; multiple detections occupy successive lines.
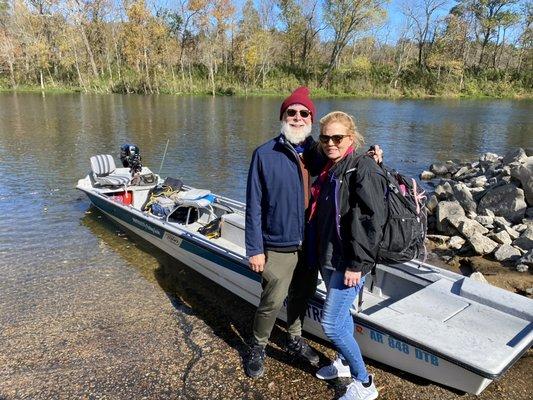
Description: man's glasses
xmin=318 ymin=134 xmax=350 ymax=145
xmin=286 ymin=109 xmax=311 ymax=118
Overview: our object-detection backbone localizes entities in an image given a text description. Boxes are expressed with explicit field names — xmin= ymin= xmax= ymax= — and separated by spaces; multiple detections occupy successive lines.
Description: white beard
xmin=281 ymin=121 xmax=312 ymax=145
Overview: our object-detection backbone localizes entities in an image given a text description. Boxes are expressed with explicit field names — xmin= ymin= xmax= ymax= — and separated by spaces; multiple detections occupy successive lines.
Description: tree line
xmin=0 ymin=0 xmax=531 ymax=97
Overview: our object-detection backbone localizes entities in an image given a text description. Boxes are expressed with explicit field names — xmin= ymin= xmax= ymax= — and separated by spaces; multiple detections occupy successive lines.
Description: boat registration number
xmin=370 ymin=329 xmax=439 ymax=366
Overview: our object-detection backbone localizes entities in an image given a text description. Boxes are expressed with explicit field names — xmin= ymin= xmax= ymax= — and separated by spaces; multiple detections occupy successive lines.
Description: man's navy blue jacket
xmin=245 ymin=134 xmax=320 ymax=257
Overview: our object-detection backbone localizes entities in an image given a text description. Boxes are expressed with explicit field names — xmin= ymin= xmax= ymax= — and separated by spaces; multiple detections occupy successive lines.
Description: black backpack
xmin=377 ymin=166 xmax=428 ymax=264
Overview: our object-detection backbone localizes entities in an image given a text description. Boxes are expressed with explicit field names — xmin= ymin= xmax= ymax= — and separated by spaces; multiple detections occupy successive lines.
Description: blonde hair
xmin=319 ymin=111 xmax=365 ymax=148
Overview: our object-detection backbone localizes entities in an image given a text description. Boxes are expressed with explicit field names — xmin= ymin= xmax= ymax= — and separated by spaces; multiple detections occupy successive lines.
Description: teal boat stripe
xmin=87 ymin=192 xmax=259 ymax=282
xmin=179 ymin=240 xmax=259 ymax=281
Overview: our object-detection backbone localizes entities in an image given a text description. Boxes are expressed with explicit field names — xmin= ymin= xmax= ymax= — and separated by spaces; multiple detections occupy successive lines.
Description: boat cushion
xmin=178 ymin=197 xmax=212 ymax=208
xmin=91 ymin=154 xmax=116 ymax=176
xmin=177 ymin=189 xmax=211 ymax=200
xmin=92 ymin=174 xmax=131 ymax=187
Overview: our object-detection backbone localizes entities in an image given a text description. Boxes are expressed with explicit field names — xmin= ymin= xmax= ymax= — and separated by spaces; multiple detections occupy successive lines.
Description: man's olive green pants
xmin=252 ymin=250 xmax=318 ymax=347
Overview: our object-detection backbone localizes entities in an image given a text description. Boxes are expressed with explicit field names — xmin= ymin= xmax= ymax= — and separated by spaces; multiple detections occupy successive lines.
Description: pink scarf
xmin=308 ymin=146 xmax=354 ymax=221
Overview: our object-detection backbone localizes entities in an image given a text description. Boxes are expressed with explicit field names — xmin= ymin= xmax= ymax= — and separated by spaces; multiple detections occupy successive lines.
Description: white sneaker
xmin=315 ymin=356 xmax=351 ymax=380
xmin=339 ymin=375 xmax=378 ymax=400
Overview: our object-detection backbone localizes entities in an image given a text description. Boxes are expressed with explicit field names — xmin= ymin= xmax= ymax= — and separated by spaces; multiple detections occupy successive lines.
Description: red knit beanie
xmin=279 ymin=86 xmax=316 ymax=122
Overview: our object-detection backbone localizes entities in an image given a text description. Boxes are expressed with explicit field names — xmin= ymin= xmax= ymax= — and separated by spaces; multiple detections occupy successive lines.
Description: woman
xmin=309 ymin=111 xmax=387 ymax=400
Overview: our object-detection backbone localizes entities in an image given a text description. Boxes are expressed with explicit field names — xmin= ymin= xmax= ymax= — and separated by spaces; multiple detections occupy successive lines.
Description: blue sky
xmin=150 ymin=0 xmax=525 ymax=45
xmin=150 ymin=0 xmax=456 ymax=44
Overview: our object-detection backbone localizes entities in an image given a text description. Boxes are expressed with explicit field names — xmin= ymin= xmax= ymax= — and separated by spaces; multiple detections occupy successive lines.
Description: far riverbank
xmin=1 ymin=82 xmax=532 ymax=100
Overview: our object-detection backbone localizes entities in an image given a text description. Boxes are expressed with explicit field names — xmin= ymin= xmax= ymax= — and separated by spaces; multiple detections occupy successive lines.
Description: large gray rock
xmin=470 ymin=187 xmax=486 ymax=195
xmin=512 ymin=227 xmax=533 ymax=251
xmin=475 ymin=215 xmax=494 ymax=227
xmin=469 ymin=234 xmax=498 ymax=255
xmin=493 ymin=244 xmax=521 ymax=262
xmin=452 ymin=182 xmax=477 ymax=214
xmin=436 ymin=201 xmax=465 ymax=235
xmin=469 ymin=271 xmax=488 ymax=283
xmin=477 ymin=184 xmax=527 ymax=223
xmin=503 ymin=225 xmax=520 ymax=240
xmin=430 ymin=162 xmax=449 ymax=176
xmin=420 ymin=170 xmax=435 ymax=180
xmin=480 ymin=152 xmax=500 ymax=165
xmin=453 ymin=166 xmax=470 ymax=179
xmin=446 ymin=161 xmax=460 ymax=174
xmin=493 ymin=216 xmax=511 ymax=228
xmin=470 ymin=175 xmax=488 ymax=188
xmin=435 ymin=181 xmax=454 ymax=200
xmin=510 ymin=157 xmax=533 ymax=206
xmin=514 ymin=223 xmax=528 ymax=233
xmin=489 ymin=230 xmax=512 ymax=245
xmin=449 ymin=236 xmax=466 ymax=250
xmin=426 ymin=234 xmax=450 ymax=245
xmin=456 ymin=218 xmax=489 ymax=238
xmin=502 ymin=148 xmax=527 ymax=165
xmin=426 ymin=194 xmax=439 ymax=214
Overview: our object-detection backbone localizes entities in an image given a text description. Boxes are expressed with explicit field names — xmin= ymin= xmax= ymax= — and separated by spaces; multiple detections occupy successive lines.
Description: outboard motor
xmin=120 ymin=144 xmax=142 ymax=176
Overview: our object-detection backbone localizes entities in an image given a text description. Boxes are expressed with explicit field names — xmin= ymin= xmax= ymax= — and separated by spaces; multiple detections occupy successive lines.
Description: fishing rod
xmin=158 ymin=138 xmax=170 ymax=176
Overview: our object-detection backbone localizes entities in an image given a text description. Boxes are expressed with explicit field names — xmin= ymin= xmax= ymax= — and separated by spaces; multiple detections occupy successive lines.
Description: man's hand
xmin=249 ymin=253 xmax=266 ymax=273
xmin=366 ymin=144 xmax=383 ymax=165
xmin=344 ymin=270 xmax=362 ymax=287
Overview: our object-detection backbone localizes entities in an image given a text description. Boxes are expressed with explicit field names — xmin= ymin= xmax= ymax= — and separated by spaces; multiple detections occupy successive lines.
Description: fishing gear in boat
xmin=198 ymin=217 xmax=222 ymax=239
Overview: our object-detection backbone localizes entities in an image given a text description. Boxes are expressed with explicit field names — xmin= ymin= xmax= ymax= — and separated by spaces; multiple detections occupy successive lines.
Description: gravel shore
xmin=0 ymin=212 xmax=531 ymax=400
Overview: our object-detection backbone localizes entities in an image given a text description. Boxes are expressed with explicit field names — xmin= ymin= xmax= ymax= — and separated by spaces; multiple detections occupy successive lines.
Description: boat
xmin=77 ymin=152 xmax=533 ymax=395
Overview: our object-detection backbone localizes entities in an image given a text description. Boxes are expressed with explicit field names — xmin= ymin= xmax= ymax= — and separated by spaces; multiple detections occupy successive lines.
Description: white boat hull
xmin=97 ymin=201 xmax=496 ymax=395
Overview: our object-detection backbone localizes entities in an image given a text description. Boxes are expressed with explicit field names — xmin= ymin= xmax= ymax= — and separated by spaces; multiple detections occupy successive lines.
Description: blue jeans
xmin=321 ymin=268 xmax=369 ymax=383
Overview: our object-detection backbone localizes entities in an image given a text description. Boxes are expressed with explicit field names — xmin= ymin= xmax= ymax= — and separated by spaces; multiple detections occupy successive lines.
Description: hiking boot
xmin=316 ymin=355 xmax=351 ymax=380
xmin=286 ymin=336 xmax=319 ymax=366
xmin=244 ymin=344 xmax=265 ymax=378
xmin=339 ymin=375 xmax=378 ymax=400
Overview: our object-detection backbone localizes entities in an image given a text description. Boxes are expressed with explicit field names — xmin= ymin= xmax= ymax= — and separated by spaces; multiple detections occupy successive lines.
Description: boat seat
xmin=220 ymin=213 xmax=245 ymax=248
xmin=90 ymin=154 xmax=131 ymax=187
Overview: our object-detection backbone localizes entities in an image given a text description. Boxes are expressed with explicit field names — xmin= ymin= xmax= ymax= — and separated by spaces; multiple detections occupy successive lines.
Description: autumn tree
xmin=456 ymin=0 xmax=520 ymax=67
xmin=278 ymin=0 xmax=322 ymax=72
xmin=401 ymin=0 xmax=447 ymax=68
xmin=321 ymin=0 xmax=386 ymax=86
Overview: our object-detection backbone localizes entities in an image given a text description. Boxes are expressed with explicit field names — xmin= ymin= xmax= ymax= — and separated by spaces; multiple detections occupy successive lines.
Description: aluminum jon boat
xmin=77 ymin=154 xmax=533 ymax=395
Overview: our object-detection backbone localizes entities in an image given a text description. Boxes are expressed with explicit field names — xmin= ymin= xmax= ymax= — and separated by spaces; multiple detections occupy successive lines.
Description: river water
xmin=0 ymin=93 xmax=531 ymax=399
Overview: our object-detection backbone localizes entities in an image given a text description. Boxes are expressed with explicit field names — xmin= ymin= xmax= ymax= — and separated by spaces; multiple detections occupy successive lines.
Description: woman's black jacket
xmin=314 ymin=152 xmax=388 ymax=276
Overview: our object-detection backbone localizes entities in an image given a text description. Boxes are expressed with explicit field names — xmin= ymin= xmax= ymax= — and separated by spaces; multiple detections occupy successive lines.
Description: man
xmin=244 ymin=87 xmax=322 ymax=378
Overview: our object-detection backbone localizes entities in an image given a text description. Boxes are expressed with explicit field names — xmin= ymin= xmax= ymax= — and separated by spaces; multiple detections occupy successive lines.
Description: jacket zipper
xmin=281 ymin=136 xmax=305 ymax=245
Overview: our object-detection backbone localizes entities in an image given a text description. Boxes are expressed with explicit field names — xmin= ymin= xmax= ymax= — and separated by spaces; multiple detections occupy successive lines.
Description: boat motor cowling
xmin=120 ymin=144 xmax=142 ymax=175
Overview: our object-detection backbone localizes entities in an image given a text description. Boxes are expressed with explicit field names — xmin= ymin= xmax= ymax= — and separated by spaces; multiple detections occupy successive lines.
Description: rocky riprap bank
xmin=420 ymin=147 xmax=532 ymax=273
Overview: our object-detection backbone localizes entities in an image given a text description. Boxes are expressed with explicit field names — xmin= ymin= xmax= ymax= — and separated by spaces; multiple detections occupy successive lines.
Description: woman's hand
xmin=344 ymin=270 xmax=362 ymax=287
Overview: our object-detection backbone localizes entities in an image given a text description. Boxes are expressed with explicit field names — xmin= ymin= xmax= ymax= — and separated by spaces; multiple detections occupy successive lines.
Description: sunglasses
xmin=318 ymin=134 xmax=350 ymax=145
xmin=286 ymin=109 xmax=311 ymax=118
